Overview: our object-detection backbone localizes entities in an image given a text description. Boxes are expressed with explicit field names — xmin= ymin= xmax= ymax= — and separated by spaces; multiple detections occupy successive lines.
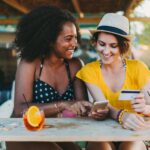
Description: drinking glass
xmin=23 ymin=108 xmax=45 ymax=131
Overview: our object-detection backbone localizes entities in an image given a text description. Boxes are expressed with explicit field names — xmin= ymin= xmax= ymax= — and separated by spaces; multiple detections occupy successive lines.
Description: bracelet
xmin=118 ymin=109 xmax=129 ymax=125
xmin=116 ymin=109 xmax=123 ymax=122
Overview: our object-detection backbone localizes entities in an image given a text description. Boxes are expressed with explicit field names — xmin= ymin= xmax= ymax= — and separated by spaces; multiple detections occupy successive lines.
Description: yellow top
xmin=76 ymin=59 xmax=150 ymax=111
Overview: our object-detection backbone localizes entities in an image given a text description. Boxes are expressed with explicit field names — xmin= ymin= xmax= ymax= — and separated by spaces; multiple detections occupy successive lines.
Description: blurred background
xmin=0 ymin=0 xmax=150 ymax=108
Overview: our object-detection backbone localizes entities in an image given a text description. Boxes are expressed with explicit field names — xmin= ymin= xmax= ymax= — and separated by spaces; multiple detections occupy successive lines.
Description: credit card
xmin=118 ymin=90 xmax=140 ymax=101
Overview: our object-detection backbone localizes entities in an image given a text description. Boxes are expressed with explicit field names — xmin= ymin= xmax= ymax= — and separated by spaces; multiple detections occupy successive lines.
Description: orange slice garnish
xmin=26 ymin=106 xmax=42 ymax=127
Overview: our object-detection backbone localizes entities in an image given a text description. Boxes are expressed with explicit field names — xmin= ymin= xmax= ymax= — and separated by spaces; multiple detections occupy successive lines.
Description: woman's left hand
xmin=70 ymin=101 xmax=92 ymax=116
xmin=131 ymin=93 xmax=146 ymax=113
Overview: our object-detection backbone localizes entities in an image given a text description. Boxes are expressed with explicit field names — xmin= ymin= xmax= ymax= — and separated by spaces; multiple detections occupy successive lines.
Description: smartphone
xmin=93 ymin=101 xmax=108 ymax=111
xmin=118 ymin=90 xmax=140 ymax=101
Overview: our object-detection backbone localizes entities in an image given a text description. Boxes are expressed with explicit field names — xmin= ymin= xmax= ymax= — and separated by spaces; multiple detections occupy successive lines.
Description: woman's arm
xmin=85 ymin=83 xmax=106 ymax=102
xmin=85 ymin=82 xmax=109 ymax=120
xmin=108 ymin=103 xmax=146 ymax=130
xmin=71 ymin=58 xmax=89 ymax=100
xmin=66 ymin=58 xmax=92 ymax=116
xmin=132 ymin=80 xmax=150 ymax=116
xmin=14 ymin=59 xmax=36 ymax=116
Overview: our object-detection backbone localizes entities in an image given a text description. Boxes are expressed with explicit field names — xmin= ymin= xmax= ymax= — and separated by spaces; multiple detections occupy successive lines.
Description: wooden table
xmin=0 ymin=118 xmax=150 ymax=142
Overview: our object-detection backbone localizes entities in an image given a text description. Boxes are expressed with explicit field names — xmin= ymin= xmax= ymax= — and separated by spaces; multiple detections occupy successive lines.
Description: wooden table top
xmin=0 ymin=118 xmax=150 ymax=142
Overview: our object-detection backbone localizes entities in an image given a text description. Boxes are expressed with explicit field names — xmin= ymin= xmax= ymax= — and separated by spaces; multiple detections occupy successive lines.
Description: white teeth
xmin=68 ymin=50 xmax=74 ymax=52
xmin=103 ymin=54 xmax=112 ymax=58
xmin=104 ymin=55 xmax=110 ymax=58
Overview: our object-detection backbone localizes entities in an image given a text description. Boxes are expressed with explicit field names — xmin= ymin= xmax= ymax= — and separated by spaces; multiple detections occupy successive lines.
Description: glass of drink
xmin=23 ymin=106 xmax=45 ymax=131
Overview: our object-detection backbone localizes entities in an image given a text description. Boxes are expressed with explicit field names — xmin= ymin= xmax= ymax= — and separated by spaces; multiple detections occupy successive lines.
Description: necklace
xmin=100 ymin=58 xmax=126 ymax=69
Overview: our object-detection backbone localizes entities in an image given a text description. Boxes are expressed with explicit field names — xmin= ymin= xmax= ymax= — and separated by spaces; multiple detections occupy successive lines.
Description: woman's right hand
xmin=122 ymin=112 xmax=146 ymax=130
xmin=69 ymin=101 xmax=92 ymax=116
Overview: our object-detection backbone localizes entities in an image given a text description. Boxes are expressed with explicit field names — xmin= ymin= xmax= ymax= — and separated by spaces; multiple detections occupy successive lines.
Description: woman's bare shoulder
xmin=18 ymin=58 xmax=40 ymax=69
xmin=67 ymin=58 xmax=83 ymax=78
xmin=16 ymin=58 xmax=41 ymax=78
xmin=69 ymin=58 xmax=83 ymax=70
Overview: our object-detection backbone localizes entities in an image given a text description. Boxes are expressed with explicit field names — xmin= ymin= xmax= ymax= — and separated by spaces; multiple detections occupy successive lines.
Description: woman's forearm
xmin=108 ymin=104 xmax=120 ymax=120
xmin=14 ymin=100 xmax=75 ymax=117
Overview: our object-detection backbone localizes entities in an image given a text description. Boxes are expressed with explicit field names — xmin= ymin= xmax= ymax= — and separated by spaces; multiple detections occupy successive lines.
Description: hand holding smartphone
xmin=92 ymin=101 xmax=108 ymax=111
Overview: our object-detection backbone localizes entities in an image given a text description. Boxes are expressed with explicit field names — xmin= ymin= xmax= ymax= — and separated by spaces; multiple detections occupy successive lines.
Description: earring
xmin=100 ymin=59 xmax=103 ymax=68
xmin=121 ymin=56 xmax=126 ymax=69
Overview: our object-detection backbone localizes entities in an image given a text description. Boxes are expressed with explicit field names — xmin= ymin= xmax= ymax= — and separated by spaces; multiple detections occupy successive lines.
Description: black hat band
xmin=97 ymin=25 xmax=127 ymax=35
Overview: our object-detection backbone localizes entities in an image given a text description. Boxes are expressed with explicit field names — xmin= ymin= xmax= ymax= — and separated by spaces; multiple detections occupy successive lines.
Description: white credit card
xmin=118 ymin=90 xmax=140 ymax=101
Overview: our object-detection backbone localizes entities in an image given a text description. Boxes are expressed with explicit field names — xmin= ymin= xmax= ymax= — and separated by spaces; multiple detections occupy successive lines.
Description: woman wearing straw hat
xmin=76 ymin=13 xmax=150 ymax=150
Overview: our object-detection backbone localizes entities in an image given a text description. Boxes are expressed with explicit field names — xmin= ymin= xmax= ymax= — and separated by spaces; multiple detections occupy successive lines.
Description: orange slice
xmin=26 ymin=106 xmax=42 ymax=127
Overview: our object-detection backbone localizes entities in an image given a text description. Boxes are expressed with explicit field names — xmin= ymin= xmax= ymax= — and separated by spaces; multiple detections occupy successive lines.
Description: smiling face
xmin=53 ymin=22 xmax=77 ymax=59
xmin=96 ymin=32 xmax=121 ymax=65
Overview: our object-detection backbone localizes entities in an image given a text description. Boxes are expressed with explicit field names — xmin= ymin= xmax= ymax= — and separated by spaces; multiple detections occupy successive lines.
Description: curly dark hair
xmin=15 ymin=5 xmax=80 ymax=61
xmin=92 ymin=32 xmax=131 ymax=56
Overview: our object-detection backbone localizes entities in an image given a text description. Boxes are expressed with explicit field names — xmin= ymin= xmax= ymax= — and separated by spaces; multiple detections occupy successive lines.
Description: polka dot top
xmin=33 ymin=59 xmax=74 ymax=103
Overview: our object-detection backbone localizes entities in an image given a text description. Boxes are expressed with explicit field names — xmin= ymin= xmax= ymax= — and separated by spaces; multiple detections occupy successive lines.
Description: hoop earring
xmin=121 ymin=56 xmax=126 ymax=69
xmin=100 ymin=59 xmax=103 ymax=68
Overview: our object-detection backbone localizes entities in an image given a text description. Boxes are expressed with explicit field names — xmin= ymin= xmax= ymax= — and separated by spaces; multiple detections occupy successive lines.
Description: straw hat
xmin=90 ymin=13 xmax=131 ymax=40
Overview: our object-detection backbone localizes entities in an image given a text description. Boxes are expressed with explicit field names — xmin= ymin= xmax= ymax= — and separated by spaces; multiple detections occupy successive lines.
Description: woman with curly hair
xmin=7 ymin=5 xmax=92 ymax=150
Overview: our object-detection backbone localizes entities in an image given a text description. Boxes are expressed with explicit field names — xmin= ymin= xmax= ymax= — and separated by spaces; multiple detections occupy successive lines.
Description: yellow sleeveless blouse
xmin=76 ymin=59 xmax=150 ymax=111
